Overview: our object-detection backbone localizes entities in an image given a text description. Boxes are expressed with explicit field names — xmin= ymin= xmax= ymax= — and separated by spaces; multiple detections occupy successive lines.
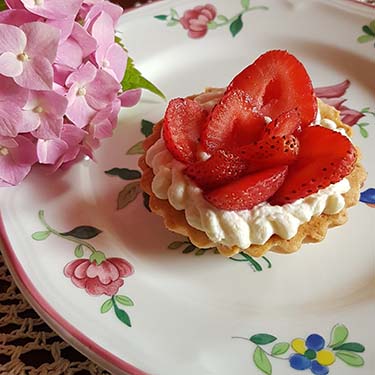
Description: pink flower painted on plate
xmin=64 ymin=257 xmax=134 ymax=296
xmin=180 ymin=4 xmax=217 ymax=39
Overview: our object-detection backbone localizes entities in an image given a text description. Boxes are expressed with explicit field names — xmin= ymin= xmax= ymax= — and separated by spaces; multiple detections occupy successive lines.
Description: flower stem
xmin=214 ymin=6 xmax=269 ymax=27
xmin=38 ymin=210 xmax=97 ymax=254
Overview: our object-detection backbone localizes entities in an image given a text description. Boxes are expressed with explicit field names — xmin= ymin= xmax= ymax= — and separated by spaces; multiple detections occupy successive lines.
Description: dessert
xmin=139 ymin=50 xmax=367 ymax=257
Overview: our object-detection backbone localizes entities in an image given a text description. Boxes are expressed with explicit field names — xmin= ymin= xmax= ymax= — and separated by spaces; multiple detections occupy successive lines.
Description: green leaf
xmin=121 ymin=57 xmax=165 ymax=99
xmin=370 ymin=20 xmax=375 ymax=33
xmin=127 ymin=141 xmax=144 ymax=155
xmin=89 ymin=251 xmax=106 ymax=265
xmin=114 ymin=35 xmax=126 ymax=50
xmin=141 ymin=119 xmax=155 ymax=137
xmin=207 ymin=21 xmax=218 ymax=30
xmin=271 ymin=342 xmax=290 ymax=356
xmin=360 ymin=127 xmax=369 ymax=138
xmin=195 ymin=248 xmax=206 ymax=256
xmin=229 ymin=15 xmax=243 ymax=37
xmin=74 ymin=244 xmax=84 ymax=258
xmin=113 ymin=302 xmax=131 ymax=327
xmin=115 ymin=295 xmax=134 ymax=307
xmin=357 ymin=34 xmax=375 ymax=43
xmin=32 ymin=231 xmax=50 ymax=241
xmin=166 ymin=19 xmax=179 ymax=26
xmin=170 ymin=8 xmax=179 ymax=19
xmin=217 ymin=15 xmax=229 ymax=22
xmin=336 ymin=351 xmax=365 ymax=367
xmin=250 ymin=334 xmax=277 ymax=345
xmin=329 ymin=324 xmax=349 ymax=348
xmin=154 ymin=15 xmax=168 ymax=20
xmin=361 ymin=107 xmax=370 ymax=113
xmin=240 ymin=252 xmax=263 ymax=272
xmin=253 ymin=346 xmax=272 ymax=375
xmin=142 ymin=192 xmax=151 ymax=212
xmin=182 ymin=244 xmax=196 ymax=254
xmin=100 ymin=299 xmax=113 ymax=313
xmin=241 ymin=0 xmax=250 ymax=9
xmin=117 ymin=181 xmax=142 ymax=210
xmin=61 ymin=226 xmax=102 ymax=240
xmin=168 ymin=241 xmax=185 ymax=249
xmin=105 ymin=168 xmax=141 ymax=180
xmin=362 ymin=25 xmax=375 ymax=36
xmin=333 ymin=342 xmax=365 ymax=353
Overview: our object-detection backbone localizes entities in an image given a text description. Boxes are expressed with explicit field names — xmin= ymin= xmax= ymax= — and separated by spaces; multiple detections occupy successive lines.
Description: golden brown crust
xmin=139 ymin=93 xmax=367 ymax=257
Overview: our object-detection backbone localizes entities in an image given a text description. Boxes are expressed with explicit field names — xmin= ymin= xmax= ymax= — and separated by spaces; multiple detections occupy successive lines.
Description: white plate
xmin=1 ymin=1 xmax=375 ymax=374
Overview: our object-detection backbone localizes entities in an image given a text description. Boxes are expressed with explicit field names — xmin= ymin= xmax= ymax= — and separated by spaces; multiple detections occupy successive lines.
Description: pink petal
xmin=56 ymin=38 xmax=83 ymax=69
xmin=63 ymin=259 xmax=87 ymax=277
xmin=71 ymin=23 xmax=97 ymax=58
xmin=66 ymin=61 xmax=97 ymax=87
xmin=0 ymin=156 xmax=32 ymax=185
xmin=5 ymin=0 xmax=24 ymax=8
xmin=37 ymin=138 xmax=68 ymax=164
xmin=0 ymin=52 xmax=23 ymax=77
xmin=91 ymin=11 xmax=114 ymax=54
xmin=66 ymin=95 xmax=96 ymax=128
xmin=69 ymin=275 xmax=88 ymax=289
xmin=53 ymin=64 xmax=74 ymax=87
xmin=85 ymin=277 xmax=123 ymax=296
xmin=119 ymin=89 xmax=141 ymax=108
xmin=32 ymin=112 xmax=63 ymax=139
xmin=15 ymin=56 xmax=53 ymax=90
xmin=86 ymin=261 xmax=119 ymax=284
xmin=320 ymin=97 xmax=347 ymax=110
xmin=86 ymin=69 xmax=120 ymax=110
xmin=0 ymin=9 xmax=41 ymax=26
xmin=61 ymin=123 xmax=86 ymax=144
xmin=0 ymin=24 xmax=26 ymax=54
xmin=29 ymin=90 xmax=68 ymax=117
xmin=85 ymin=2 xmax=123 ymax=29
xmin=107 ymin=258 xmax=134 ymax=278
xmin=314 ymin=80 xmax=350 ymax=99
xmin=21 ymin=22 xmax=60 ymax=63
xmin=0 ymin=76 xmax=28 ymax=106
xmin=20 ymin=0 xmax=82 ymax=19
xmin=46 ymin=17 xmax=74 ymax=44
xmin=0 ymin=102 xmax=23 ymax=137
xmin=102 ymin=42 xmax=127 ymax=82
xmin=20 ymin=110 xmax=40 ymax=133
xmin=340 ymin=107 xmax=365 ymax=126
xmin=11 ymin=135 xmax=37 ymax=164
xmin=73 ymin=259 xmax=91 ymax=279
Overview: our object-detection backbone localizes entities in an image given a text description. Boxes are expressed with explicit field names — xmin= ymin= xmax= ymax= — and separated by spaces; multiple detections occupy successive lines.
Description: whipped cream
xmin=145 ymin=93 xmax=351 ymax=249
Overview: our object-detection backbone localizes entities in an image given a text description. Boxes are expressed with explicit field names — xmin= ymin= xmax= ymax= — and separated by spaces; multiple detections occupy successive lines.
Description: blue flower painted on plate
xmin=360 ymin=188 xmax=375 ymax=207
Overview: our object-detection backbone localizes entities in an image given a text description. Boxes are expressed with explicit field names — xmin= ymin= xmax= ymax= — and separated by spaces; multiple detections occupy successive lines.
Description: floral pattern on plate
xmin=32 ymin=210 xmax=135 ymax=327
xmin=154 ymin=0 xmax=268 ymax=38
xmin=234 ymin=324 xmax=365 ymax=375
xmin=357 ymin=20 xmax=375 ymax=46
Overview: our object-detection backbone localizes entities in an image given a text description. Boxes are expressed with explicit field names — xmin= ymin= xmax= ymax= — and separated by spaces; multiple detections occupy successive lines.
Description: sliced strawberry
xmin=264 ymin=109 xmax=301 ymax=137
xmin=237 ymin=135 xmax=299 ymax=173
xmin=163 ymin=98 xmax=207 ymax=164
xmin=204 ymin=165 xmax=288 ymax=211
xmin=270 ymin=126 xmax=357 ymax=205
xmin=185 ymin=149 xmax=248 ymax=190
xmin=200 ymin=89 xmax=265 ymax=153
xmin=227 ymin=50 xmax=317 ymax=127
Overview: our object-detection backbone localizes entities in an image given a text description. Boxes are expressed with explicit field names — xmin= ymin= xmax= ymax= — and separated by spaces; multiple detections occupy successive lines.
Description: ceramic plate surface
xmin=1 ymin=1 xmax=374 ymax=374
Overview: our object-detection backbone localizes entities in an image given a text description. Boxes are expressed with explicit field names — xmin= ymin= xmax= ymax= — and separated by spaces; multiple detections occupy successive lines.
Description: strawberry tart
xmin=139 ymin=50 xmax=367 ymax=257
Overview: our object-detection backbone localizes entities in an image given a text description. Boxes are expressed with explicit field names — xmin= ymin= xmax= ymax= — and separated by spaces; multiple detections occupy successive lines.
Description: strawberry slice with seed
xmin=264 ymin=109 xmax=301 ymax=137
xmin=237 ymin=135 xmax=299 ymax=173
xmin=227 ymin=50 xmax=317 ymax=127
xmin=200 ymin=89 xmax=265 ymax=153
xmin=204 ymin=165 xmax=288 ymax=211
xmin=185 ymin=149 xmax=248 ymax=190
xmin=270 ymin=126 xmax=357 ymax=205
xmin=163 ymin=98 xmax=207 ymax=164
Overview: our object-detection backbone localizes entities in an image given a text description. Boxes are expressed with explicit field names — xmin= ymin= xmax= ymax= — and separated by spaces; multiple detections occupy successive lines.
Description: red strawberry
xmin=200 ymin=89 xmax=265 ymax=153
xmin=163 ymin=98 xmax=207 ymax=164
xmin=204 ymin=165 xmax=288 ymax=211
xmin=227 ymin=50 xmax=317 ymax=127
xmin=237 ymin=135 xmax=299 ymax=173
xmin=264 ymin=109 xmax=301 ymax=137
xmin=185 ymin=149 xmax=248 ymax=190
xmin=270 ymin=126 xmax=357 ymax=205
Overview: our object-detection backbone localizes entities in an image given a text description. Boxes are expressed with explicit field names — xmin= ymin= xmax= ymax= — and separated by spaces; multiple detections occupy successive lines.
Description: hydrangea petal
xmin=5 ymin=0 xmax=24 ymax=8
xmin=71 ymin=23 xmax=97 ymax=58
xmin=11 ymin=135 xmax=37 ymax=164
xmin=119 ymin=89 xmax=141 ymax=108
xmin=316 ymin=350 xmax=335 ymax=366
xmin=0 ymin=52 xmax=23 ymax=77
xmin=56 ymin=38 xmax=83 ymax=69
xmin=0 ymin=76 xmax=28 ymax=106
xmin=47 ymin=17 xmax=74 ymax=43
xmin=21 ymin=110 xmax=40 ymax=133
xmin=32 ymin=112 xmax=63 ymax=139
xmin=103 ymin=42 xmax=127 ymax=82
xmin=0 ymin=23 xmax=26 ymax=54
xmin=91 ymin=11 xmax=114 ymax=54
xmin=66 ymin=95 xmax=96 ymax=128
xmin=0 ymin=156 xmax=32 ymax=185
xmin=291 ymin=338 xmax=307 ymax=354
xmin=15 ymin=56 xmax=53 ymax=90
xmin=66 ymin=61 xmax=96 ymax=87
xmin=20 ymin=0 xmax=82 ymax=20
xmin=85 ymin=1 xmax=123 ymax=29
xmin=0 ymin=9 xmax=40 ymax=26
xmin=37 ymin=138 xmax=68 ymax=164
xmin=0 ymin=102 xmax=23 ymax=137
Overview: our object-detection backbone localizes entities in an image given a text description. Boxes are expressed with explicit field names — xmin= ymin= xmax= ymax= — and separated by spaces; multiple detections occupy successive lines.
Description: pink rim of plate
xmin=347 ymin=0 xmax=375 ymax=7
xmin=0 ymin=214 xmax=149 ymax=375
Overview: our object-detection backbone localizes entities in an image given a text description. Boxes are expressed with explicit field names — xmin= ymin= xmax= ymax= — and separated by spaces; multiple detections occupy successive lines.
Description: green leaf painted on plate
xmin=182 ymin=244 xmax=196 ymax=254
xmin=230 ymin=15 xmax=243 ymax=37
xmin=121 ymin=57 xmax=165 ymax=99
xmin=117 ymin=181 xmax=142 ymax=210
xmin=105 ymin=168 xmax=141 ymax=180
xmin=115 ymin=295 xmax=134 ymax=307
xmin=336 ymin=351 xmax=365 ymax=367
xmin=370 ymin=20 xmax=375 ymax=33
xmin=154 ymin=15 xmax=168 ymax=20
xmin=141 ymin=119 xmax=155 ymax=137
xmin=253 ymin=346 xmax=272 ymax=375
xmin=271 ymin=342 xmax=290 ymax=356
xmin=195 ymin=248 xmax=206 ymax=256
xmin=250 ymin=334 xmax=277 ymax=345
xmin=329 ymin=324 xmax=349 ymax=348
xmin=362 ymin=25 xmax=375 ymax=36
xmin=217 ymin=15 xmax=228 ymax=22
xmin=61 ymin=226 xmax=102 ymax=240
xmin=170 ymin=8 xmax=179 ymax=19
xmin=241 ymin=0 xmax=250 ymax=9
xmin=142 ymin=192 xmax=151 ymax=212
xmin=32 ymin=230 xmax=50 ymax=241
xmin=100 ymin=299 xmax=113 ymax=313
xmin=167 ymin=19 xmax=179 ymax=26
xmin=113 ymin=303 xmax=131 ymax=327
xmin=74 ymin=244 xmax=84 ymax=258
xmin=168 ymin=241 xmax=185 ymax=249
xmin=127 ymin=141 xmax=144 ymax=155
xmin=89 ymin=251 xmax=106 ymax=265
xmin=357 ymin=34 xmax=375 ymax=43
xmin=333 ymin=342 xmax=365 ymax=353
xmin=360 ymin=127 xmax=369 ymax=138
xmin=207 ymin=21 xmax=218 ymax=30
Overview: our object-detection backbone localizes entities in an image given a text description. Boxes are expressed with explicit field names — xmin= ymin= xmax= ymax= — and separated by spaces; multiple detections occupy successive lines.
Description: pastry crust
xmin=139 ymin=92 xmax=367 ymax=257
